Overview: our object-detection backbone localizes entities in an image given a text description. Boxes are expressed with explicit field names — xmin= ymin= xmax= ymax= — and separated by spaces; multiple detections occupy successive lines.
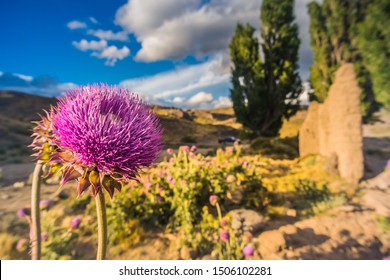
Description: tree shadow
xmin=283 ymin=227 xmax=329 ymax=249
xmin=295 ymin=229 xmax=385 ymax=260
xmin=363 ymin=136 xmax=390 ymax=179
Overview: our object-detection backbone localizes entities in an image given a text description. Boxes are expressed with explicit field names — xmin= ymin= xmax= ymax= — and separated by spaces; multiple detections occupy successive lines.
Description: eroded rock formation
xmin=299 ymin=64 xmax=363 ymax=184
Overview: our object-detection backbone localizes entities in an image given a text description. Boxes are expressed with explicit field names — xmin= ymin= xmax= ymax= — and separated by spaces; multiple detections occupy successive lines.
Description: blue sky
xmin=0 ymin=0 xmax=312 ymax=109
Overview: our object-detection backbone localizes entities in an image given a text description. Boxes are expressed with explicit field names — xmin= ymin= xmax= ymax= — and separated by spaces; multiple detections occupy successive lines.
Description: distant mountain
xmin=0 ymin=90 xmax=55 ymax=164
xmin=0 ymin=90 xmax=238 ymax=165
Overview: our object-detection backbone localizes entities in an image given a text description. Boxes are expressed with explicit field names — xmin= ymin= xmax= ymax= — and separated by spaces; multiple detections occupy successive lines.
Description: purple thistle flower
xmin=220 ymin=230 xmax=230 ymax=242
xmin=242 ymin=245 xmax=254 ymax=257
xmin=53 ymin=84 xmax=163 ymax=178
xmin=17 ymin=207 xmax=30 ymax=218
xmin=70 ymin=217 xmax=82 ymax=229
xmin=31 ymin=84 xmax=164 ymax=198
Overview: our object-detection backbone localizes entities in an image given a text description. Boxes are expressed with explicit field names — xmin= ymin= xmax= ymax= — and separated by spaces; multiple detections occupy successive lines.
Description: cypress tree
xmin=357 ymin=0 xmax=390 ymax=111
xmin=308 ymin=0 xmax=378 ymax=118
xmin=229 ymin=0 xmax=302 ymax=137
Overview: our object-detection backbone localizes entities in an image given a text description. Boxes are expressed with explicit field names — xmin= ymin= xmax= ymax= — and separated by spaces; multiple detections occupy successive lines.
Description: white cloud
xmin=187 ymin=91 xmax=213 ymax=105
xmin=173 ymin=96 xmax=185 ymax=104
xmin=92 ymin=45 xmax=130 ymax=66
xmin=72 ymin=39 xmax=107 ymax=51
xmin=67 ymin=20 xmax=87 ymax=30
xmin=12 ymin=73 xmax=33 ymax=82
xmin=72 ymin=39 xmax=129 ymax=66
xmin=171 ymin=92 xmax=232 ymax=109
xmin=114 ymin=0 xmax=314 ymax=80
xmin=87 ymin=29 xmax=128 ymax=41
xmin=115 ymin=0 xmax=198 ymax=36
xmin=89 ymin=17 xmax=98 ymax=24
xmin=213 ymin=96 xmax=232 ymax=109
xmin=115 ymin=0 xmax=261 ymax=61
xmin=120 ymin=55 xmax=229 ymax=99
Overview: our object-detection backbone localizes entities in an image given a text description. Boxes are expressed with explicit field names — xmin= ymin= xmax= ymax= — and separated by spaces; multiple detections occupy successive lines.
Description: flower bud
xmin=220 ymin=230 xmax=230 ymax=242
xmin=39 ymin=199 xmax=53 ymax=211
xmin=41 ymin=232 xmax=48 ymax=242
xmin=17 ymin=207 xmax=30 ymax=218
xmin=209 ymin=195 xmax=219 ymax=206
xmin=70 ymin=217 xmax=81 ymax=229
xmin=242 ymin=245 xmax=254 ymax=257
xmin=16 ymin=239 xmax=28 ymax=252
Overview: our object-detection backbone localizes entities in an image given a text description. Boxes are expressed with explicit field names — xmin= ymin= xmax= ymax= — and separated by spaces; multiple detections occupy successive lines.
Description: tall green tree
xmin=229 ymin=0 xmax=302 ymax=137
xmin=308 ymin=0 xmax=378 ymax=118
xmin=357 ymin=0 xmax=390 ymax=111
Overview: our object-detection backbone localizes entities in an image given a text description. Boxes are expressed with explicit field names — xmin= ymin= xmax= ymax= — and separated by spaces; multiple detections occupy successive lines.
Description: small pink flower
xmin=70 ymin=217 xmax=81 ymax=229
xmin=39 ymin=199 xmax=53 ymax=211
xmin=179 ymin=146 xmax=190 ymax=153
xmin=167 ymin=175 xmax=173 ymax=182
xmin=189 ymin=152 xmax=195 ymax=159
xmin=243 ymin=161 xmax=249 ymax=168
xmin=41 ymin=232 xmax=48 ymax=242
xmin=16 ymin=239 xmax=28 ymax=252
xmin=144 ymin=182 xmax=152 ymax=190
xmin=17 ymin=208 xmax=30 ymax=218
xmin=209 ymin=195 xmax=219 ymax=206
xmin=166 ymin=148 xmax=173 ymax=155
xmin=169 ymin=157 xmax=175 ymax=163
xmin=190 ymin=145 xmax=197 ymax=152
xmin=220 ymin=231 xmax=230 ymax=242
xmin=156 ymin=196 xmax=164 ymax=203
xmin=242 ymin=245 xmax=254 ymax=257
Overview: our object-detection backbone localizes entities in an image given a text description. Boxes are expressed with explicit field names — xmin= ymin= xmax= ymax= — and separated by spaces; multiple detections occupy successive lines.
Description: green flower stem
xmin=216 ymin=202 xmax=222 ymax=222
xmin=31 ymin=161 xmax=43 ymax=260
xmin=95 ymin=190 xmax=107 ymax=260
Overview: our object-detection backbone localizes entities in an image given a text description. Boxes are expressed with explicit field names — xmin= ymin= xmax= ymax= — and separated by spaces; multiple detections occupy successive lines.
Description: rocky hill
xmin=0 ymin=90 xmax=239 ymax=165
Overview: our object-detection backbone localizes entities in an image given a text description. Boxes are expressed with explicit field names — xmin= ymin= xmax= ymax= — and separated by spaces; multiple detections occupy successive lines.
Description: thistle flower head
xmin=39 ymin=199 xmax=53 ymax=210
xmin=242 ymin=245 xmax=254 ymax=257
xmin=70 ymin=217 xmax=82 ymax=229
xmin=17 ymin=207 xmax=30 ymax=218
xmin=209 ymin=195 xmax=219 ymax=206
xmin=31 ymin=84 xmax=163 ymax=198
xmin=220 ymin=230 xmax=230 ymax=242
